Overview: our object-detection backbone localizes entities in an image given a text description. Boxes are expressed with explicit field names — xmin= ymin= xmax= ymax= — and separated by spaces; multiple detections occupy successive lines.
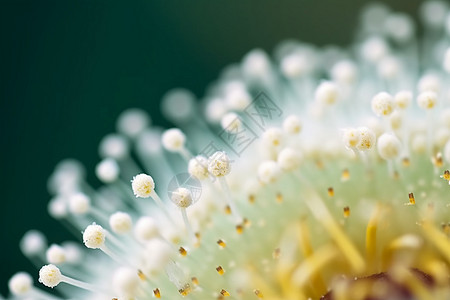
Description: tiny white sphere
xmin=221 ymin=112 xmax=242 ymax=132
xmin=134 ymin=216 xmax=159 ymax=242
xmin=47 ymin=197 xmax=68 ymax=219
xmin=444 ymin=48 xmax=450 ymax=73
xmin=420 ymin=0 xmax=449 ymax=29
xmin=263 ymin=127 xmax=284 ymax=148
xmin=8 ymin=272 xmax=33 ymax=295
xmin=384 ymin=13 xmax=415 ymax=43
xmin=61 ymin=242 xmax=82 ymax=264
xmin=83 ymin=224 xmax=106 ymax=249
xmin=136 ymin=129 xmax=163 ymax=155
xmin=171 ymin=187 xmax=193 ymax=208
xmin=331 ymin=60 xmax=357 ymax=85
xmin=95 ymin=158 xmax=119 ymax=183
xmin=99 ymin=134 xmax=129 ymax=160
xmin=109 ymin=212 xmax=133 ymax=234
xmin=315 ymin=81 xmax=340 ymax=105
xmin=417 ymin=91 xmax=438 ymax=110
xmin=188 ymin=155 xmax=209 ymax=180
xmin=445 ymin=140 xmax=450 ymax=163
xmin=282 ymin=115 xmax=302 ymax=134
xmin=208 ymin=151 xmax=231 ymax=177
xmin=142 ymin=239 xmax=174 ymax=276
xmin=161 ymin=89 xmax=196 ymax=122
xmin=112 ymin=267 xmax=140 ymax=297
xmin=377 ymin=56 xmax=401 ymax=79
xmin=277 ymin=148 xmax=302 ymax=172
xmin=46 ymin=244 xmax=66 ymax=264
xmin=377 ymin=133 xmax=402 ymax=160
xmin=371 ymin=92 xmax=394 ymax=117
xmin=390 ymin=110 xmax=403 ymax=130
xmin=356 ymin=127 xmax=376 ymax=151
xmin=258 ymin=160 xmax=281 ymax=184
xmin=280 ymin=52 xmax=310 ymax=78
xmin=361 ymin=37 xmax=389 ymax=63
xmin=161 ymin=128 xmax=186 ymax=152
xmin=342 ymin=128 xmax=360 ymax=149
xmin=418 ymin=73 xmax=441 ymax=93
xmin=394 ymin=90 xmax=412 ymax=109
xmin=38 ymin=264 xmax=62 ymax=288
xmin=224 ymin=87 xmax=251 ymax=111
xmin=205 ymin=98 xmax=227 ymax=123
xmin=242 ymin=49 xmax=271 ymax=79
xmin=20 ymin=230 xmax=47 ymax=256
xmin=116 ymin=108 xmax=150 ymax=138
xmin=131 ymin=173 xmax=155 ymax=198
xmin=68 ymin=193 xmax=90 ymax=215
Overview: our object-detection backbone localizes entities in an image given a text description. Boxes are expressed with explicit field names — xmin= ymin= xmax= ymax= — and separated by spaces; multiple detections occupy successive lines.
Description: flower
xmin=7 ymin=2 xmax=450 ymax=300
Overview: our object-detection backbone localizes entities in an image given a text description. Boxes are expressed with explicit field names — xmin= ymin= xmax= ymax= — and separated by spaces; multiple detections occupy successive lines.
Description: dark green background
xmin=1 ymin=0 xmax=421 ymax=295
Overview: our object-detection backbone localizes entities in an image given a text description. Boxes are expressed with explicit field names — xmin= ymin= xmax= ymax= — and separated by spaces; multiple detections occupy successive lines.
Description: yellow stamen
xmin=422 ymin=221 xmax=450 ymax=263
xmin=236 ymin=224 xmax=244 ymax=234
xmin=402 ymin=157 xmax=410 ymax=167
xmin=254 ymin=289 xmax=264 ymax=298
xmin=343 ymin=206 xmax=350 ymax=218
xmin=153 ymin=288 xmax=161 ymax=298
xmin=137 ymin=269 xmax=146 ymax=280
xmin=341 ymin=169 xmax=350 ymax=181
xmin=224 ymin=205 xmax=231 ymax=215
xmin=216 ymin=266 xmax=225 ymax=275
xmin=191 ymin=277 xmax=199 ymax=286
xmin=306 ymin=194 xmax=365 ymax=273
xmin=365 ymin=205 xmax=381 ymax=273
xmin=217 ymin=239 xmax=226 ymax=248
xmin=327 ymin=187 xmax=334 ymax=197
xmin=179 ymin=246 xmax=187 ymax=256
xmin=407 ymin=192 xmax=415 ymax=205
xmin=276 ymin=193 xmax=283 ymax=203
xmin=220 ymin=289 xmax=230 ymax=297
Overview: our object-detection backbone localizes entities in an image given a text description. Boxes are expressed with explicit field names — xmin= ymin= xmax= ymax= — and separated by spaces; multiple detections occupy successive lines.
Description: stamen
xmin=328 ymin=187 xmax=334 ymax=197
xmin=153 ymin=288 xmax=161 ymax=298
xmin=366 ymin=205 xmax=381 ymax=273
xmin=216 ymin=266 xmax=225 ymax=275
xmin=254 ymin=289 xmax=264 ymax=298
xmin=220 ymin=289 xmax=230 ymax=296
xmin=343 ymin=206 xmax=350 ymax=218
xmin=408 ymin=192 xmax=416 ymax=205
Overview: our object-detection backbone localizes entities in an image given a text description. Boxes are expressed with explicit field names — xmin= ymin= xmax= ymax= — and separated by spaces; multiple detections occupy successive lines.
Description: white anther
xmin=83 ymin=224 xmax=106 ymax=249
xmin=208 ymin=151 xmax=231 ymax=177
xmin=109 ymin=212 xmax=132 ymax=234
xmin=162 ymin=128 xmax=186 ymax=152
xmin=356 ymin=127 xmax=376 ymax=151
xmin=258 ymin=160 xmax=281 ymax=184
xmin=282 ymin=115 xmax=302 ymax=134
xmin=46 ymin=244 xmax=66 ymax=264
xmin=171 ymin=187 xmax=193 ymax=208
xmin=9 ymin=272 xmax=33 ymax=295
xmin=131 ymin=173 xmax=155 ymax=198
xmin=68 ymin=193 xmax=90 ymax=215
xmin=95 ymin=158 xmax=119 ymax=183
xmin=315 ymin=81 xmax=340 ymax=105
xmin=134 ymin=216 xmax=159 ymax=242
xmin=277 ymin=148 xmax=302 ymax=171
xmin=39 ymin=264 xmax=62 ymax=288
xmin=371 ymin=92 xmax=394 ymax=117
xmin=377 ymin=133 xmax=402 ymax=160
xmin=188 ymin=155 xmax=209 ymax=180
xmin=116 ymin=108 xmax=150 ymax=138
xmin=394 ymin=90 xmax=412 ymax=109
xmin=417 ymin=91 xmax=438 ymax=110
xmin=99 ymin=134 xmax=129 ymax=160
xmin=221 ymin=112 xmax=242 ymax=132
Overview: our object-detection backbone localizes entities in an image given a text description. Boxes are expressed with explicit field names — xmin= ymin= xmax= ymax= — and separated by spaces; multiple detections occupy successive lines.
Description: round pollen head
xmin=208 ymin=151 xmax=231 ymax=177
xmin=109 ymin=212 xmax=133 ymax=234
xmin=83 ymin=224 xmax=106 ymax=249
xmin=8 ymin=272 xmax=33 ymax=295
xmin=171 ymin=187 xmax=193 ymax=208
xmin=131 ymin=173 xmax=155 ymax=198
xmin=161 ymin=128 xmax=186 ymax=152
xmin=38 ymin=264 xmax=62 ymax=288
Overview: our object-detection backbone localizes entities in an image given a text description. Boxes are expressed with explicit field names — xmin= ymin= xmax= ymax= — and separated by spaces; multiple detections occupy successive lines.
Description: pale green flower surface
xmin=6 ymin=2 xmax=450 ymax=300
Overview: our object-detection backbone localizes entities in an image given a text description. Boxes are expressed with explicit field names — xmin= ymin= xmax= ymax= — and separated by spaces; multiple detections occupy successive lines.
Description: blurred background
xmin=1 ymin=0 xmax=422 ymax=295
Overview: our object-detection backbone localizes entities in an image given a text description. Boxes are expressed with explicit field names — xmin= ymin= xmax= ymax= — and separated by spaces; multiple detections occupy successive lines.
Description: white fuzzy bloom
xmin=356 ymin=127 xmax=376 ymax=151
xmin=171 ymin=187 xmax=193 ymax=208
xmin=390 ymin=110 xmax=403 ymax=130
xmin=68 ymin=193 xmax=90 ymax=215
xmin=371 ymin=92 xmax=394 ymax=117
xmin=8 ymin=272 xmax=33 ymax=295
xmin=161 ymin=89 xmax=196 ymax=122
xmin=384 ymin=13 xmax=415 ymax=43
xmin=258 ymin=160 xmax=281 ymax=184
xmin=420 ymin=0 xmax=449 ymax=29
xmin=342 ymin=128 xmax=360 ymax=149
xmin=280 ymin=52 xmax=310 ymax=78
xmin=46 ymin=244 xmax=66 ymax=264
xmin=95 ymin=158 xmax=119 ymax=183
xmin=315 ymin=81 xmax=340 ymax=105
xmin=205 ymin=98 xmax=227 ymax=123
xmin=221 ymin=112 xmax=242 ymax=132
xmin=444 ymin=48 xmax=450 ymax=73
xmin=361 ymin=37 xmax=389 ymax=63
xmin=331 ymin=60 xmax=357 ymax=84
xmin=112 ymin=267 xmax=141 ymax=298
xmin=242 ymin=49 xmax=271 ymax=80
xmin=142 ymin=239 xmax=174 ymax=276
xmin=20 ymin=230 xmax=46 ymax=256
xmin=378 ymin=56 xmax=401 ymax=79
xmin=134 ymin=216 xmax=159 ymax=242
xmin=417 ymin=91 xmax=438 ymax=110
xmin=188 ymin=156 xmax=209 ymax=180
xmin=116 ymin=108 xmax=150 ymax=138
xmin=411 ymin=134 xmax=427 ymax=154
xmin=394 ymin=90 xmax=412 ymax=109
xmin=162 ymin=128 xmax=186 ymax=152
xmin=38 ymin=264 xmax=62 ymax=288
xmin=61 ymin=242 xmax=82 ymax=264
xmin=208 ymin=151 xmax=231 ymax=177
xmin=277 ymin=148 xmax=302 ymax=171
xmin=83 ymin=224 xmax=106 ymax=249
xmin=418 ymin=73 xmax=441 ymax=93
xmin=282 ymin=115 xmax=302 ymax=134
xmin=47 ymin=197 xmax=67 ymax=219
xmin=262 ymin=127 xmax=284 ymax=148
xmin=109 ymin=212 xmax=132 ymax=234
xmin=377 ymin=133 xmax=401 ymax=160
xmin=224 ymin=87 xmax=251 ymax=111
xmin=99 ymin=134 xmax=129 ymax=160
xmin=136 ymin=129 xmax=163 ymax=155
xmin=131 ymin=173 xmax=155 ymax=198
